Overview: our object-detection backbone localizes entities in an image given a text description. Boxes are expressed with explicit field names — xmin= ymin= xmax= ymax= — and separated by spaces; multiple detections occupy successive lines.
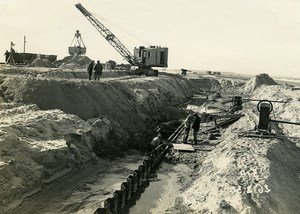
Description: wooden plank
xmin=193 ymin=145 xmax=215 ymax=151
xmin=172 ymin=143 xmax=195 ymax=152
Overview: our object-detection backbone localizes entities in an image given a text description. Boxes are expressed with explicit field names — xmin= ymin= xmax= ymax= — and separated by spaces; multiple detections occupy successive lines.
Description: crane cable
xmin=91 ymin=12 xmax=152 ymax=46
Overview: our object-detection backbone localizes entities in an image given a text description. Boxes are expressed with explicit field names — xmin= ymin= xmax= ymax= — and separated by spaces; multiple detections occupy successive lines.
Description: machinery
xmin=5 ymin=50 xmax=57 ymax=65
xmin=69 ymin=30 xmax=86 ymax=55
xmin=75 ymin=3 xmax=168 ymax=76
xmin=228 ymin=96 xmax=287 ymax=114
xmin=239 ymin=100 xmax=300 ymax=138
xmin=228 ymin=96 xmax=243 ymax=113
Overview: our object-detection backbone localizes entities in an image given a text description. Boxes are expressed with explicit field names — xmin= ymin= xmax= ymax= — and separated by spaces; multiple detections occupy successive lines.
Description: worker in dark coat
xmin=149 ymin=132 xmax=162 ymax=150
xmin=94 ymin=60 xmax=103 ymax=80
xmin=87 ymin=60 xmax=94 ymax=80
xmin=191 ymin=113 xmax=201 ymax=144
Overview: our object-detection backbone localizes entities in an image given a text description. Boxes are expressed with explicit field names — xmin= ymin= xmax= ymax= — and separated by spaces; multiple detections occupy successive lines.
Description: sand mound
xmin=243 ymin=73 xmax=278 ymax=93
xmin=28 ymin=58 xmax=57 ymax=68
xmin=55 ymin=54 xmax=92 ymax=69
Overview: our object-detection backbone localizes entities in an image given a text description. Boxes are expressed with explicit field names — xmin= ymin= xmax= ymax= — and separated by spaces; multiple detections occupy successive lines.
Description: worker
xmin=182 ymin=112 xmax=194 ymax=144
xmin=87 ymin=60 xmax=94 ymax=80
xmin=66 ymin=140 xmax=81 ymax=169
xmin=94 ymin=60 xmax=103 ymax=80
xmin=149 ymin=132 xmax=162 ymax=150
xmin=191 ymin=113 xmax=201 ymax=144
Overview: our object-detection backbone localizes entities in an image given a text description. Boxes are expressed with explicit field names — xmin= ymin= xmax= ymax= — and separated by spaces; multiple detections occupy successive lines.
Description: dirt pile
xmin=243 ymin=73 xmax=278 ymax=93
xmin=54 ymin=54 xmax=92 ymax=69
xmin=218 ymin=78 xmax=246 ymax=92
xmin=0 ymin=75 xmax=193 ymax=129
xmin=28 ymin=58 xmax=57 ymax=68
xmin=0 ymin=103 xmax=111 ymax=213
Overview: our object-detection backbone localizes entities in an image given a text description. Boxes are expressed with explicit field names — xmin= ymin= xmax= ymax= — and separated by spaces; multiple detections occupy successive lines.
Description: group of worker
xmin=87 ymin=60 xmax=103 ymax=80
xmin=182 ymin=112 xmax=201 ymax=144
xmin=149 ymin=112 xmax=202 ymax=151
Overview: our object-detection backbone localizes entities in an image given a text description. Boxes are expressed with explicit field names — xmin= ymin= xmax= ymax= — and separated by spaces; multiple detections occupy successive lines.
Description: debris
xmin=54 ymin=54 xmax=92 ymax=69
xmin=28 ymin=58 xmax=57 ymax=68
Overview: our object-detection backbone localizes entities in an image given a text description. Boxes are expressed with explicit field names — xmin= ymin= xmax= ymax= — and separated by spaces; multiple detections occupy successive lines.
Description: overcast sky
xmin=1 ymin=0 xmax=300 ymax=77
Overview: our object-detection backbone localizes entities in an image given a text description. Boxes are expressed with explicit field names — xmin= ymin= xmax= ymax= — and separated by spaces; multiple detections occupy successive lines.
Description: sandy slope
xmin=153 ymin=81 xmax=300 ymax=214
xmin=0 ymin=71 xmax=216 ymax=213
xmin=2 ymin=69 xmax=299 ymax=214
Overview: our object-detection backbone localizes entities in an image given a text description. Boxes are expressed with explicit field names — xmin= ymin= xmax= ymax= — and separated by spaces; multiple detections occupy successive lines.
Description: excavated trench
xmin=2 ymin=70 xmax=300 ymax=213
xmin=0 ymin=72 xmax=221 ymax=214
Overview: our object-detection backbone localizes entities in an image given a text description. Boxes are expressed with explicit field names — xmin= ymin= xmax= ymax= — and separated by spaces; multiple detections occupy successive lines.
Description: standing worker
xmin=191 ymin=113 xmax=201 ymax=144
xmin=182 ymin=112 xmax=194 ymax=144
xmin=149 ymin=132 xmax=162 ymax=151
xmin=94 ymin=60 xmax=103 ymax=80
xmin=87 ymin=60 xmax=95 ymax=80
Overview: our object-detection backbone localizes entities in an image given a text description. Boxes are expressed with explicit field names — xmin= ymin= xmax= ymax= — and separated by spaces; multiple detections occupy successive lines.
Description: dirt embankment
xmin=163 ymin=82 xmax=300 ymax=214
xmin=1 ymin=73 xmax=222 ymax=213
xmin=1 ymin=71 xmax=299 ymax=213
xmin=0 ymin=75 xmax=193 ymax=132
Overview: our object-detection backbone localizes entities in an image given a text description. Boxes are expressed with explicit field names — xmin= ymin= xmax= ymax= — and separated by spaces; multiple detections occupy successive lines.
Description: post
xmin=23 ymin=36 xmax=26 ymax=64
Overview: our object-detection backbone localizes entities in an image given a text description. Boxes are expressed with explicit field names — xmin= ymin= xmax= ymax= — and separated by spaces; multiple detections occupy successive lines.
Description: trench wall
xmin=0 ymin=73 xmax=234 ymax=213
xmin=1 ymin=75 xmax=193 ymax=133
xmin=0 ymin=74 xmax=196 ymax=213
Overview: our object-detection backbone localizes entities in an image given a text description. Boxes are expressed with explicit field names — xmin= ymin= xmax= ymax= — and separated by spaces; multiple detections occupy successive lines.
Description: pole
xmin=269 ymin=119 xmax=300 ymax=126
xmin=167 ymin=123 xmax=184 ymax=142
xmin=243 ymin=99 xmax=287 ymax=103
xmin=23 ymin=36 xmax=26 ymax=64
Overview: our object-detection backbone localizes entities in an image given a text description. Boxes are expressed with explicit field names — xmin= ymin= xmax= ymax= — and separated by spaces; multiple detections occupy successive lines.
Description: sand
xmin=0 ymin=70 xmax=300 ymax=214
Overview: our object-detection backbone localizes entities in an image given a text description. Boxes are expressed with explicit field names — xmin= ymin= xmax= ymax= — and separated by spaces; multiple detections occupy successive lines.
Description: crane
xmin=75 ymin=3 xmax=168 ymax=76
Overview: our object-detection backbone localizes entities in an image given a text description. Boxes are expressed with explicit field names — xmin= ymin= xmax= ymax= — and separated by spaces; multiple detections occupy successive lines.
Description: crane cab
xmin=134 ymin=46 xmax=168 ymax=68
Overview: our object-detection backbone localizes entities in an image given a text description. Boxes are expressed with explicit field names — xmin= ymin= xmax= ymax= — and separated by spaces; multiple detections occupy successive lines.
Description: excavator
xmin=75 ymin=3 xmax=168 ymax=76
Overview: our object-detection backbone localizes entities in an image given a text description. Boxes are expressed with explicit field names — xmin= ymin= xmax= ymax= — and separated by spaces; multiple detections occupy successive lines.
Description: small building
xmin=105 ymin=60 xmax=116 ymax=70
xmin=133 ymin=46 xmax=168 ymax=68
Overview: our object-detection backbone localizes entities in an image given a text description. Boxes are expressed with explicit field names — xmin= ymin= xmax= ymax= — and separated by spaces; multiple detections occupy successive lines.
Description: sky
xmin=1 ymin=0 xmax=300 ymax=77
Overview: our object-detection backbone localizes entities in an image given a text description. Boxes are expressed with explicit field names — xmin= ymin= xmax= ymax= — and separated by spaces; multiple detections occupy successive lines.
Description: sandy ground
xmin=1 ymin=66 xmax=300 ymax=214
xmin=146 ymin=79 xmax=300 ymax=214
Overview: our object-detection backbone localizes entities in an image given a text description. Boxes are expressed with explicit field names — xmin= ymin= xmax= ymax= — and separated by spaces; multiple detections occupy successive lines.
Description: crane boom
xmin=75 ymin=3 xmax=140 ymax=66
